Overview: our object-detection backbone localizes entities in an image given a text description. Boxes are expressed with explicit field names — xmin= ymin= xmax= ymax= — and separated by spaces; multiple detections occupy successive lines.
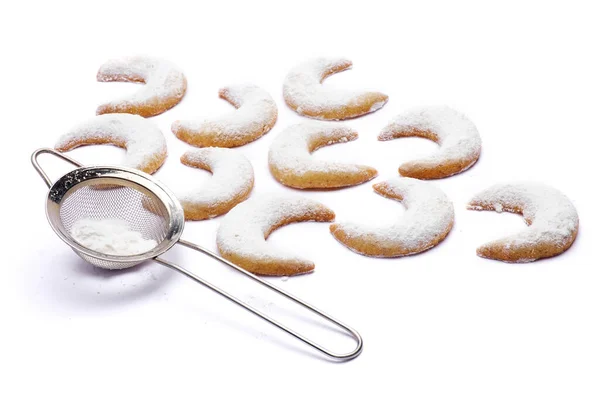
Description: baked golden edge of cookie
xmin=285 ymin=92 xmax=388 ymax=121
xmin=269 ymin=164 xmax=377 ymax=189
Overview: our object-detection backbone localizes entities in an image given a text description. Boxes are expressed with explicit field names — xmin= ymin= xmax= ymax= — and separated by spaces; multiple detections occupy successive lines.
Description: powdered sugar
xmin=330 ymin=177 xmax=454 ymax=256
xmin=369 ymin=101 xmax=387 ymax=113
xmin=177 ymin=148 xmax=254 ymax=219
xmin=216 ymin=194 xmax=335 ymax=271
xmin=97 ymin=56 xmax=186 ymax=116
xmin=269 ymin=121 xmax=369 ymax=175
xmin=379 ymin=105 xmax=481 ymax=176
xmin=71 ymin=218 xmax=157 ymax=256
xmin=283 ymin=57 xmax=388 ymax=120
xmin=467 ymin=183 xmax=579 ymax=262
xmin=54 ymin=113 xmax=167 ymax=174
xmin=172 ymin=84 xmax=277 ymax=146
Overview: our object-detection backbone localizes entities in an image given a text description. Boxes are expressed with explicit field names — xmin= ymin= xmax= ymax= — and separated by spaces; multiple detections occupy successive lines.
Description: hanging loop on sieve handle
xmin=31 ymin=148 xmax=83 ymax=188
xmin=154 ymin=239 xmax=363 ymax=361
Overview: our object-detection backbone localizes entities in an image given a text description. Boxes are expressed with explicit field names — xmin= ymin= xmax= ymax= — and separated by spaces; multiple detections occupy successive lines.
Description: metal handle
xmin=31 ymin=148 xmax=83 ymax=188
xmin=154 ymin=239 xmax=363 ymax=361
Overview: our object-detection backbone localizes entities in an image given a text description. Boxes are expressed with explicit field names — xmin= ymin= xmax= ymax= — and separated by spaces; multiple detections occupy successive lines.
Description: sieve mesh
xmin=56 ymin=180 xmax=171 ymax=269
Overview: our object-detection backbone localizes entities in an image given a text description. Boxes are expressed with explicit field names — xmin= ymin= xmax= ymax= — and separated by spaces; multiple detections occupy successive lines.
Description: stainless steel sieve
xmin=32 ymin=148 xmax=362 ymax=361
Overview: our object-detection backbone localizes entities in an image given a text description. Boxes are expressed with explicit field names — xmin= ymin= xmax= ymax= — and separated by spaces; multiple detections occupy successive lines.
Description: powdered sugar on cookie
xmin=55 ymin=113 xmax=167 ymax=174
xmin=217 ymin=194 xmax=335 ymax=276
xmin=268 ymin=121 xmax=377 ymax=188
xmin=172 ymin=84 xmax=277 ymax=148
xmin=330 ymin=177 xmax=454 ymax=257
xmin=176 ymin=148 xmax=254 ymax=220
xmin=283 ymin=57 xmax=388 ymax=120
xmin=468 ymin=182 xmax=579 ymax=262
xmin=97 ymin=56 xmax=187 ymax=117
xmin=379 ymin=106 xmax=481 ymax=179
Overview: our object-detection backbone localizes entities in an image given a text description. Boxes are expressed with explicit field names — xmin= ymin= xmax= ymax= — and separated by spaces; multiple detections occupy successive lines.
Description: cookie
xmin=268 ymin=121 xmax=377 ymax=189
xmin=55 ymin=113 xmax=167 ymax=174
xmin=216 ymin=194 xmax=335 ymax=276
xmin=283 ymin=57 xmax=388 ymax=120
xmin=97 ymin=56 xmax=187 ymax=117
xmin=467 ymin=183 xmax=579 ymax=262
xmin=177 ymin=148 xmax=254 ymax=220
xmin=172 ymin=84 xmax=277 ymax=147
xmin=330 ymin=177 xmax=454 ymax=257
xmin=379 ymin=106 xmax=481 ymax=179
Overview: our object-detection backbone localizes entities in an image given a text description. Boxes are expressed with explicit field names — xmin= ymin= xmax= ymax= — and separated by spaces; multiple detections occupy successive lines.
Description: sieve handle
xmin=153 ymin=239 xmax=363 ymax=361
xmin=31 ymin=148 xmax=83 ymax=188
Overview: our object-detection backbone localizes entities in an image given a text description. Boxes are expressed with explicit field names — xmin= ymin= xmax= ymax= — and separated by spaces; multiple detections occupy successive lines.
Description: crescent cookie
xmin=379 ymin=106 xmax=482 ymax=179
xmin=97 ymin=56 xmax=187 ymax=117
xmin=330 ymin=177 xmax=454 ymax=257
xmin=55 ymin=113 xmax=167 ymax=174
xmin=216 ymin=195 xmax=335 ymax=276
xmin=467 ymin=183 xmax=579 ymax=263
xmin=269 ymin=122 xmax=377 ymax=189
xmin=177 ymin=148 xmax=254 ymax=220
xmin=172 ymin=84 xmax=277 ymax=148
xmin=283 ymin=57 xmax=388 ymax=120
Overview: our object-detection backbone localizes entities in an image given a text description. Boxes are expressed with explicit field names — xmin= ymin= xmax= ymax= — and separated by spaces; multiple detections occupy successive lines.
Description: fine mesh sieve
xmin=32 ymin=148 xmax=362 ymax=361
xmin=44 ymin=164 xmax=184 ymax=270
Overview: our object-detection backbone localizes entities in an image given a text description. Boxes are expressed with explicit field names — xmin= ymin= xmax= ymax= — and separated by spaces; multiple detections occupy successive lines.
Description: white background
xmin=2 ymin=1 xmax=598 ymax=399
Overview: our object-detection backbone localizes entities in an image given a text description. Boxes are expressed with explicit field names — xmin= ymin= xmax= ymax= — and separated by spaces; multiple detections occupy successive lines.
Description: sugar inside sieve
xmin=32 ymin=148 xmax=363 ymax=361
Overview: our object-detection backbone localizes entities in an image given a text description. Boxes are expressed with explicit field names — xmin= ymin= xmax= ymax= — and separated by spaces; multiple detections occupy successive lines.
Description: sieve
xmin=32 ymin=148 xmax=362 ymax=361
